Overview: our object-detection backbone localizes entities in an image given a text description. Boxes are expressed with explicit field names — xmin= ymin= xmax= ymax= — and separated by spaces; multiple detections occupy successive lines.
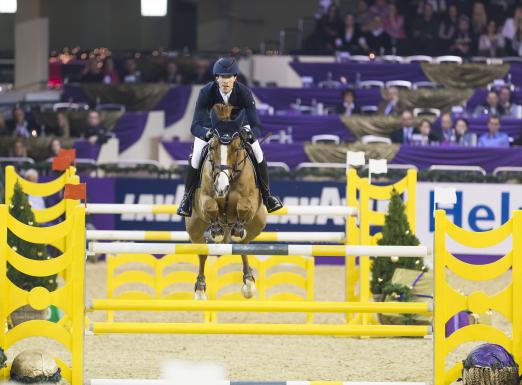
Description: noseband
xmin=208 ymin=136 xmax=249 ymax=187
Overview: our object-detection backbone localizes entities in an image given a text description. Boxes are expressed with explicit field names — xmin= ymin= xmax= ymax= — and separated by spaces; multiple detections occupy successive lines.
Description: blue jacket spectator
xmin=477 ymin=115 xmax=510 ymax=147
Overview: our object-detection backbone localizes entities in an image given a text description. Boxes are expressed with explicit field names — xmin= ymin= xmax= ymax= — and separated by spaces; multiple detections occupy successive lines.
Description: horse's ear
xmin=212 ymin=103 xmax=233 ymax=120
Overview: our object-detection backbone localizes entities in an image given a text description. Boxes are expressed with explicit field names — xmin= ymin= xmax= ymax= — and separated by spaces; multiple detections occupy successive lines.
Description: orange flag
xmin=58 ymin=148 xmax=76 ymax=162
xmin=64 ymin=183 xmax=87 ymax=201
xmin=52 ymin=156 xmax=73 ymax=171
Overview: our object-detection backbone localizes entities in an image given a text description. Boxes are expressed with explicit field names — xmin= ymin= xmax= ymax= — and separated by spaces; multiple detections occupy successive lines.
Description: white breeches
xmin=190 ymin=137 xmax=264 ymax=168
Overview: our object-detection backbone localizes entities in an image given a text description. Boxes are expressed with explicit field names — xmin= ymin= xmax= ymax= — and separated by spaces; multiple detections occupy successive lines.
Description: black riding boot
xmin=177 ymin=166 xmax=199 ymax=217
xmin=257 ymin=159 xmax=283 ymax=213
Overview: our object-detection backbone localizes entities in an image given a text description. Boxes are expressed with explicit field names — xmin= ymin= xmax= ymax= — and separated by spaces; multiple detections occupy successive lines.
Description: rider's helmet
xmin=213 ymin=57 xmax=239 ymax=77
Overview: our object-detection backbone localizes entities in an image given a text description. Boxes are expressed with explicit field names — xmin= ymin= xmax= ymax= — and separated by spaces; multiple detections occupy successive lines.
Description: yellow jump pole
xmin=90 ymin=299 xmax=432 ymax=314
xmin=92 ymin=322 xmax=431 ymax=337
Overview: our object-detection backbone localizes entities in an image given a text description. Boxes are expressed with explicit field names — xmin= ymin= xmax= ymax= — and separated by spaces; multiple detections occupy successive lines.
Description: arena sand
xmin=7 ymin=262 xmax=511 ymax=384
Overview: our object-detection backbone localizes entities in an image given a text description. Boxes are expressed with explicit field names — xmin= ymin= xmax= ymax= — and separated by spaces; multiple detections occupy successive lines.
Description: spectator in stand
xmin=474 ymin=90 xmax=502 ymax=115
xmin=391 ymin=110 xmax=417 ymax=144
xmin=416 ymin=0 xmax=447 ymax=14
xmin=437 ymin=112 xmax=455 ymax=143
xmin=103 ymin=57 xmax=120 ymax=84
xmin=438 ymin=5 xmax=458 ymax=42
xmin=336 ymin=13 xmax=365 ymax=52
xmin=191 ymin=59 xmax=213 ymax=84
xmin=360 ymin=15 xmax=392 ymax=53
xmin=84 ymin=111 xmax=110 ymax=145
xmin=80 ymin=58 xmax=104 ymax=83
xmin=479 ymin=20 xmax=506 ymax=56
xmin=471 ymin=2 xmax=488 ymax=35
xmin=452 ymin=118 xmax=476 ymax=146
xmin=383 ymin=3 xmax=406 ymax=40
xmin=502 ymin=5 xmax=522 ymax=45
xmin=56 ymin=112 xmax=70 ymax=137
xmin=498 ymin=86 xmax=519 ymax=116
xmin=24 ymin=169 xmax=45 ymax=210
xmin=0 ymin=112 xmax=7 ymax=136
xmin=336 ymin=89 xmax=360 ymax=116
xmin=412 ymin=3 xmax=439 ymax=43
xmin=416 ymin=119 xmax=440 ymax=144
xmin=355 ymin=0 xmax=374 ymax=32
xmin=48 ymin=137 xmax=62 ymax=159
xmin=316 ymin=4 xmax=344 ymax=51
xmin=450 ymin=15 xmax=477 ymax=56
xmin=9 ymin=140 xmax=27 ymax=158
xmin=379 ymin=86 xmax=401 ymax=116
xmin=9 ymin=107 xmax=34 ymax=138
xmin=478 ymin=115 xmax=510 ymax=147
xmin=164 ymin=61 xmax=183 ymax=84
xmin=122 ymin=58 xmax=142 ymax=83
xmin=509 ymin=17 xmax=522 ymax=55
xmin=370 ymin=0 xmax=389 ymax=19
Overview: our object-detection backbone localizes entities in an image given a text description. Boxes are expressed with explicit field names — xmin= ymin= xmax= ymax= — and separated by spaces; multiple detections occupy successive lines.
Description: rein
xmin=208 ymin=136 xmax=249 ymax=184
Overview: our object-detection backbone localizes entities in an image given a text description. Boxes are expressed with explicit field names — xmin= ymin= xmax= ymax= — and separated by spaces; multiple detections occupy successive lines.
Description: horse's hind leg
xmin=195 ymin=254 xmax=208 ymax=300
xmin=241 ymin=254 xmax=256 ymax=299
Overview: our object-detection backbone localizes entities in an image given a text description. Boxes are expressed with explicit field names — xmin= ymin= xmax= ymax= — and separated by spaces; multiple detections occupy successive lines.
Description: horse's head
xmin=208 ymin=103 xmax=247 ymax=198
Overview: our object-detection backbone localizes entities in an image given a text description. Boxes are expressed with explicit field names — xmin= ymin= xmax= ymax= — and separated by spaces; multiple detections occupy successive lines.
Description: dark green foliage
xmin=7 ymin=182 xmax=57 ymax=292
xmin=371 ymin=188 xmax=423 ymax=294
xmin=0 ymin=348 xmax=6 ymax=368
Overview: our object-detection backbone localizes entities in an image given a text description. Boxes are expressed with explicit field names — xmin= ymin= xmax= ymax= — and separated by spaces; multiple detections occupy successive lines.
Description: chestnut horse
xmin=185 ymin=104 xmax=266 ymax=300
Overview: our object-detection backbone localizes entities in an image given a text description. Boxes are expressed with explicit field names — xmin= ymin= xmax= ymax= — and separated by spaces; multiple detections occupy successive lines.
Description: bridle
xmin=208 ymin=134 xmax=249 ymax=187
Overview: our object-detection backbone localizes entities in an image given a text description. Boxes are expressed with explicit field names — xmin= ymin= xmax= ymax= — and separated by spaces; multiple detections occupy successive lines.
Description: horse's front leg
xmin=231 ymin=197 xmax=255 ymax=242
xmin=241 ymin=254 xmax=256 ymax=299
xmin=201 ymin=196 xmax=225 ymax=242
xmin=195 ymin=254 xmax=208 ymax=300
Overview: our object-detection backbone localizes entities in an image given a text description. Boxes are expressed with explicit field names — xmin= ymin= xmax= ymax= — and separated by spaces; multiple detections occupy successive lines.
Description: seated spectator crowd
xmin=306 ymin=0 xmax=522 ymax=56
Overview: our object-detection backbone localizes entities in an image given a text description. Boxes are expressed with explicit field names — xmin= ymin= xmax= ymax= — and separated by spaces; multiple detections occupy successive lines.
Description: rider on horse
xmin=177 ymin=57 xmax=283 ymax=217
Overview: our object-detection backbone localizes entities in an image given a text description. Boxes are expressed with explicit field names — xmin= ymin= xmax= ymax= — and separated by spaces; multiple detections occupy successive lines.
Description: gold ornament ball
xmin=10 ymin=349 xmax=61 ymax=383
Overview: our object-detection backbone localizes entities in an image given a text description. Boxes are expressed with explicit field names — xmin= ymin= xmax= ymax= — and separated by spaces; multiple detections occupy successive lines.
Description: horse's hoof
xmin=231 ymin=231 xmax=246 ymax=242
xmin=195 ymin=290 xmax=207 ymax=301
xmin=241 ymin=278 xmax=257 ymax=299
xmin=212 ymin=233 xmax=224 ymax=243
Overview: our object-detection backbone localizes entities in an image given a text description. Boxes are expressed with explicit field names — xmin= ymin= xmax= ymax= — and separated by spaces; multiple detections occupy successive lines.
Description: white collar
xmin=219 ymin=88 xmax=232 ymax=102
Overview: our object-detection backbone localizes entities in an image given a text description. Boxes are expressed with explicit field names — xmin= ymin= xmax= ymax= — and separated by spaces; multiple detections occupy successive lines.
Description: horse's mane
xmin=212 ymin=103 xmax=234 ymax=121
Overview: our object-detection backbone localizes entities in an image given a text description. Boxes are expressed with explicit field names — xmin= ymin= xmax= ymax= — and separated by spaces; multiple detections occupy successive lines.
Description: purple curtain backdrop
xmin=253 ymin=86 xmax=382 ymax=109
xmin=290 ymin=62 xmax=429 ymax=83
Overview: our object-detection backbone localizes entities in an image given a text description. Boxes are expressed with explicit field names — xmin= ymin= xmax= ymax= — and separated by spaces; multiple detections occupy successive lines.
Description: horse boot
xmin=256 ymin=159 xmax=283 ymax=213
xmin=177 ymin=165 xmax=199 ymax=217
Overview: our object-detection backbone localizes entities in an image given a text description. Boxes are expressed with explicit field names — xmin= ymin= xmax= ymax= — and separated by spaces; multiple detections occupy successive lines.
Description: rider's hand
xmin=240 ymin=126 xmax=253 ymax=142
xmin=204 ymin=129 xmax=213 ymax=141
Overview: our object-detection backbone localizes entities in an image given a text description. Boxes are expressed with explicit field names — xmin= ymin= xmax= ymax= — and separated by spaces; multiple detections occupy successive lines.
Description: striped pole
xmin=89 ymin=299 xmax=432 ymax=314
xmin=86 ymin=230 xmax=346 ymax=243
xmin=88 ymin=243 xmax=429 ymax=257
xmin=86 ymin=204 xmax=357 ymax=217
xmin=91 ymin=322 xmax=431 ymax=337
xmin=91 ymin=380 xmax=427 ymax=385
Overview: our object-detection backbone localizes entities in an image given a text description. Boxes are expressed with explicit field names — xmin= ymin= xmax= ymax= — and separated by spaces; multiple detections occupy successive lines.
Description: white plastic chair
xmin=435 ymin=55 xmax=463 ymax=64
xmin=358 ymin=80 xmax=385 ymax=89
xmin=413 ymin=108 xmax=441 ymax=117
xmin=385 ymin=80 xmax=412 ymax=89
xmin=361 ymin=135 xmax=391 ymax=144
xmin=404 ymin=55 xmax=433 ymax=63
xmin=311 ymin=134 xmax=340 ymax=144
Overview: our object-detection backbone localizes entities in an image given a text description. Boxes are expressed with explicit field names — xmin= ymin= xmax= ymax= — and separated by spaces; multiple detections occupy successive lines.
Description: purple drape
xmin=112 ymin=112 xmax=149 ymax=152
xmin=290 ymin=62 xmax=429 ymax=83
xmin=253 ymin=86 xmax=382 ymax=109
xmin=152 ymin=85 xmax=192 ymax=126
xmin=260 ymin=115 xmax=354 ymax=142
xmin=393 ymin=145 xmax=522 ymax=173
xmin=73 ymin=139 xmax=101 ymax=159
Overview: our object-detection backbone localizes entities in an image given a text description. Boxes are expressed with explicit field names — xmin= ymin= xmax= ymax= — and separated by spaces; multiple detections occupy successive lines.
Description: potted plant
xmin=7 ymin=182 xmax=58 ymax=327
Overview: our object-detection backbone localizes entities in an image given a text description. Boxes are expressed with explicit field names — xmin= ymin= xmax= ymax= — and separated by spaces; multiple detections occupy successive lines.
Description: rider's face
xmin=216 ymin=75 xmax=237 ymax=94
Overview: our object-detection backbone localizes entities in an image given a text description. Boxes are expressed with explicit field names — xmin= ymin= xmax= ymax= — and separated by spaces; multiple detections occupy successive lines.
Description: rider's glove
xmin=204 ymin=128 xmax=213 ymax=141
xmin=240 ymin=125 xmax=253 ymax=142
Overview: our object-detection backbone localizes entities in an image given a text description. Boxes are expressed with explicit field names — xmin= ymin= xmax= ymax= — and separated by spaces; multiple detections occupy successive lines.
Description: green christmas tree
xmin=7 ymin=182 xmax=57 ymax=292
xmin=371 ymin=188 xmax=423 ymax=294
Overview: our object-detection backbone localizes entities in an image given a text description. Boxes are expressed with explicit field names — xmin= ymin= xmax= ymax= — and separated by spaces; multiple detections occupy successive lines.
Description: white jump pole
xmin=86 ymin=230 xmax=346 ymax=243
xmin=86 ymin=204 xmax=357 ymax=217
xmin=88 ymin=242 xmax=429 ymax=257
